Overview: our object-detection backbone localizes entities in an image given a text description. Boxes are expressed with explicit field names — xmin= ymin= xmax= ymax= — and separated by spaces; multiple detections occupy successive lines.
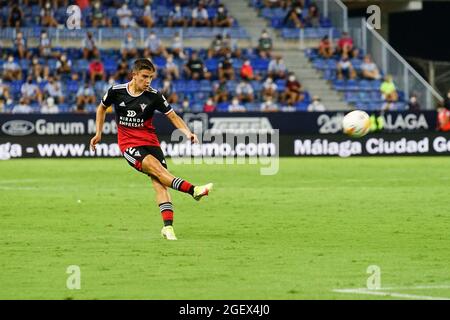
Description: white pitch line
xmin=333 ymin=288 xmax=450 ymax=300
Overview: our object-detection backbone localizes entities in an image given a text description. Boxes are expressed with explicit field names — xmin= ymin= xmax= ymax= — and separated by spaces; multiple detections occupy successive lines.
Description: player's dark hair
xmin=133 ymin=58 xmax=156 ymax=73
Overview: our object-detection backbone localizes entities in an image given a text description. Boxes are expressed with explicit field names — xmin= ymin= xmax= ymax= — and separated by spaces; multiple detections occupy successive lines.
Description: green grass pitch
xmin=1 ymin=157 xmax=450 ymax=300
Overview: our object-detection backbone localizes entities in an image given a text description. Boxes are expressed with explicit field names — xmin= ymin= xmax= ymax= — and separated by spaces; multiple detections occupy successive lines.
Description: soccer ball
xmin=342 ymin=110 xmax=371 ymax=138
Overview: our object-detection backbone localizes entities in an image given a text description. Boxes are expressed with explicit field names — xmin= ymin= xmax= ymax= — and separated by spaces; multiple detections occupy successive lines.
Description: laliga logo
xmin=66 ymin=5 xmax=81 ymax=30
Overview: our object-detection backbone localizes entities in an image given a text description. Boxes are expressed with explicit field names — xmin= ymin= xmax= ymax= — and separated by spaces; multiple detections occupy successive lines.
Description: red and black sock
xmin=159 ymin=202 xmax=174 ymax=226
xmin=171 ymin=177 xmax=195 ymax=195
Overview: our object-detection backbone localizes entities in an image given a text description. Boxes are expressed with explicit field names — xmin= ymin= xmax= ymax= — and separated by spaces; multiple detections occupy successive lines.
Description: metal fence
xmin=316 ymin=0 xmax=348 ymax=32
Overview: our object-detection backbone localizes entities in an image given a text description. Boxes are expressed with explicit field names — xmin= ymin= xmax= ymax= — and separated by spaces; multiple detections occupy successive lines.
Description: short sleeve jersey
xmin=101 ymin=82 xmax=173 ymax=152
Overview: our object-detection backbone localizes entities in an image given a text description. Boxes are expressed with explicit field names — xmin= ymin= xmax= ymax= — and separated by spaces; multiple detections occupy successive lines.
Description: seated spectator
xmin=40 ymin=1 xmax=58 ymax=27
xmin=268 ymin=55 xmax=287 ymax=79
xmin=218 ymin=54 xmax=235 ymax=81
xmin=236 ymin=80 xmax=254 ymax=103
xmin=0 ymin=79 xmax=12 ymax=111
xmin=437 ymin=91 xmax=450 ymax=131
xmin=76 ymin=82 xmax=96 ymax=113
xmin=181 ymin=97 xmax=190 ymax=113
xmin=122 ymin=33 xmax=138 ymax=59
xmin=184 ymin=51 xmax=211 ymax=80
xmin=307 ymin=96 xmax=326 ymax=112
xmin=56 ymin=54 xmax=72 ymax=77
xmin=115 ymin=58 xmax=129 ymax=82
xmin=192 ymin=3 xmax=210 ymax=27
xmin=305 ymin=3 xmax=320 ymax=27
xmin=212 ymin=79 xmax=229 ymax=103
xmin=160 ymin=78 xmax=178 ymax=105
xmin=164 ymin=54 xmax=180 ymax=80
xmin=44 ymin=76 xmax=64 ymax=104
xmin=13 ymin=31 xmax=28 ymax=60
xmin=223 ymin=34 xmax=241 ymax=58
xmin=203 ymin=97 xmax=216 ymax=113
xmin=82 ymin=32 xmax=100 ymax=60
xmin=89 ymin=59 xmax=106 ymax=84
xmin=41 ymin=96 xmax=59 ymax=114
xmin=228 ymin=97 xmax=246 ymax=112
xmin=444 ymin=89 xmax=450 ymax=110
xmin=12 ymin=98 xmax=33 ymax=114
xmin=21 ymin=76 xmax=43 ymax=104
xmin=337 ymin=54 xmax=356 ymax=80
xmin=361 ymin=55 xmax=381 ymax=80
xmin=30 ymin=56 xmax=49 ymax=83
xmin=407 ymin=94 xmax=421 ymax=112
xmin=141 ymin=3 xmax=155 ymax=28
xmin=260 ymin=96 xmax=279 ymax=112
xmin=282 ymin=73 xmax=304 ymax=106
xmin=167 ymin=4 xmax=188 ymax=28
xmin=264 ymin=0 xmax=285 ymax=8
xmin=213 ymin=4 xmax=233 ymax=27
xmin=262 ymin=77 xmax=278 ymax=100
xmin=258 ymin=29 xmax=273 ymax=59
xmin=39 ymin=30 xmax=53 ymax=58
xmin=117 ymin=2 xmax=137 ymax=28
xmin=144 ymin=31 xmax=167 ymax=58
xmin=8 ymin=4 xmax=24 ymax=28
xmin=3 ymin=55 xmax=22 ymax=81
xmin=380 ymin=75 xmax=398 ymax=105
xmin=92 ymin=1 xmax=112 ymax=27
xmin=168 ymin=32 xmax=186 ymax=60
xmin=318 ymin=35 xmax=333 ymax=59
xmin=284 ymin=1 xmax=304 ymax=28
xmin=240 ymin=59 xmax=256 ymax=81
xmin=336 ymin=31 xmax=358 ymax=58
xmin=208 ymin=34 xmax=227 ymax=59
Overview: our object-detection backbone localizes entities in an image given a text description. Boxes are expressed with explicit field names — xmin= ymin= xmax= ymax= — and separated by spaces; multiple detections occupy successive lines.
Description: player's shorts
xmin=122 ymin=145 xmax=167 ymax=173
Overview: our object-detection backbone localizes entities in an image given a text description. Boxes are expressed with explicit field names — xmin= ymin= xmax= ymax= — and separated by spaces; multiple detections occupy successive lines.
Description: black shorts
xmin=123 ymin=145 xmax=167 ymax=173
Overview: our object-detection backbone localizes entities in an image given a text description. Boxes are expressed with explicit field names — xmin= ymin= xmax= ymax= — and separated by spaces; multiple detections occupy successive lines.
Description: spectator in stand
xmin=21 ymin=76 xmax=43 ymax=104
xmin=184 ymin=51 xmax=211 ymax=80
xmin=0 ymin=79 xmax=12 ymax=112
xmin=56 ymin=54 xmax=72 ymax=77
xmin=89 ymin=59 xmax=106 ymax=84
xmin=228 ymin=97 xmax=246 ymax=112
xmin=122 ymin=32 xmax=138 ymax=60
xmin=361 ymin=55 xmax=381 ymax=80
xmin=268 ymin=55 xmax=287 ymax=80
xmin=213 ymin=4 xmax=233 ymax=27
xmin=223 ymin=33 xmax=241 ymax=58
xmin=169 ymin=32 xmax=186 ymax=60
xmin=91 ymin=1 xmax=112 ymax=27
xmin=164 ymin=54 xmax=180 ymax=80
xmin=380 ymin=75 xmax=398 ymax=106
xmin=208 ymin=34 xmax=226 ymax=59
xmin=141 ymin=3 xmax=155 ymax=28
xmin=44 ymin=75 xmax=64 ymax=104
xmin=160 ymin=77 xmax=178 ymax=105
xmin=181 ymin=97 xmax=190 ymax=113
xmin=407 ymin=94 xmax=421 ymax=112
xmin=307 ymin=95 xmax=326 ymax=112
xmin=115 ymin=58 xmax=129 ymax=82
xmin=144 ymin=31 xmax=167 ymax=58
xmin=30 ymin=56 xmax=49 ymax=83
xmin=318 ymin=35 xmax=333 ymax=59
xmin=41 ymin=96 xmax=59 ymax=114
xmin=39 ymin=30 xmax=53 ymax=58
xmin=8 ymin=4 xmax=24 ymax=28
xmin=262 ymin=77 xmax=278 ymax=100
xmin=41 ymin=1 xmax=58 ymax=27
xmin=236 ymin=79 xmax=254 ymax=103
xmin=337 ymin=53 xmax=357 ymax=80
xmin=336 ymin=31 xmax=358 ymax=58
xmin=192 ymin=2 xmax=210 ymax=27
xmin=264 ymin=0 xmax=285 ymax=8
xmin=218 ymin=54 xmax=235 ymax=81
xmin=117 ymin=2 xmax=137 ymax=28
xmin=82 ymin=32 xmax=100 ymax=60
xmin=260 ymin=95 xmax=279 ymax=112
xmin=13 ymin=31 xmax=28 ymax=60
xmin=282 ymin=73 xmax=303 ymax=106
xmin=203 ymin=97 xmax=216 ymax=113
xmin=306 ymin=3 xmax=320 ymax=27
xmin=240 ymin=59 xmax=256 ymax=81
xmin=284 ymin=1 xmax=304 ymax=28
xmin=258 ymin=29 xmax=273 ymax=59
xmin=212 ymin=79 xmax=229 ymax=103
xmin=76 ymin=82 xmax=96 ymax=113
xmin=12 ymin=98 xmax=33 ymax=114
xmin=167 ymin=3 xmax=188 ymax=27
xmin=3 ymin=55 xmax=22 ymax=81
xmin=437 ymin=90 xmax=450 ymax=131
xmin=444 ymin=89 xmax=450 ymax=110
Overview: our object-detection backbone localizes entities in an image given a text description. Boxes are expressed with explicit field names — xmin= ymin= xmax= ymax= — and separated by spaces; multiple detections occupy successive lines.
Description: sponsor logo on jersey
xmin=127 ymin=110 xmax=137 ymax=117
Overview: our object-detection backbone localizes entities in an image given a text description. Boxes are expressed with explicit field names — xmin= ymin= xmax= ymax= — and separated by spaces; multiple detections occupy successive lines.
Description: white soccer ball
xmin=342 ymin=110 xmax=371 ymax=138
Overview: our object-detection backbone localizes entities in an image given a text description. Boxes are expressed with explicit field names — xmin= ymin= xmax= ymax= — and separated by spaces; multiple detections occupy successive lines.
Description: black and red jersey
xmin=101 ymin=82 xmax=173 ymax=152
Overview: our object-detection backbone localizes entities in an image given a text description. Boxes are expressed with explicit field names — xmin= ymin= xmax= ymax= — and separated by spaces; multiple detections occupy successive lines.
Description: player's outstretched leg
xmin=150 ymin=176 xmax=177 ymax=240
xmin=142 ymin=155 xmax=213 ymax=201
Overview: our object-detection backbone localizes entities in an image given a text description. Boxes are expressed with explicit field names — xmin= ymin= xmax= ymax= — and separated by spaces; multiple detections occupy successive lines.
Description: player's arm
xmin=166 ymin=110 xmax=199 ymax=144
xmin=91 ymin=87 xmax=113 ymax=151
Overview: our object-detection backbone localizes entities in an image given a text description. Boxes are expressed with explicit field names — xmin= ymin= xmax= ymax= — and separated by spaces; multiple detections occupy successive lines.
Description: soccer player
xmin=90 ymin=59 xmax=213 ymax=240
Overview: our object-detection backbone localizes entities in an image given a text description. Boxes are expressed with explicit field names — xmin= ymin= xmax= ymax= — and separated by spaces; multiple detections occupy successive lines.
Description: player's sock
xmin=159 ymin=202 xmax=174 ymax=226
xmin=171 ymin=177 xmax=195 ymax=195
